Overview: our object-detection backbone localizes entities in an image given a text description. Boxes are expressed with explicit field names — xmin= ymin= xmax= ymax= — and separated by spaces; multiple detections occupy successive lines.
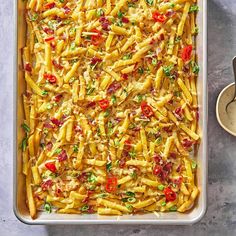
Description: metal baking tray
xmin=13 ymin=0 xmax=208 ymax=225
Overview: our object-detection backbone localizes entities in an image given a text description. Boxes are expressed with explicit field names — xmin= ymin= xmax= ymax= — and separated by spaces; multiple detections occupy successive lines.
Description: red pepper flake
xmin=169 ymin=152 xmax=177 ymax=159
xmin=24 ymin=63 xmax=32 ymax=73
xmin=44 ymin=2 xmax=56 ymax=10
xmin=98 ymin=99 xmax=109 ymax=110
xmin=52 ymin=59 xmax=63 ymax=70
xmin=53 ymin=94 xmax=63 ymax=102
xmin=90 ymin=57 xmax=102 ymax=65
xmin=182 ymin=45 xmax=193 ymax=62
xmin=41 ymin=179 xmax=53 ymax=191
xmin=141 ymin=101 xmax=154 ymax=118
xmin=172 ymin=177 xmax=183 ymax=187
xmin=57 ymin=150 xmax=68 ymax=162
xmin=46 ymin=142 xmax=53 ymax=151
xmin=122 ymin=17 xmax=129 ymax=23
xmin=63 ymin=6 xmax=71 ymax=14
xmin=45 ymin=36 xmax=55 ymax=42
xmin=164 ymin=187 xmax=176 ymax=202
xmin=45 ymin=162 xmax=57 ymax=173
xmin=160 ymin=33 xmax=165 ymax=41
xmin=152 ymin=11 xmax=167 ymax=23
xmin=91 ymin=29 xmax=103 ymax=46
xmin=51 ymin=117 xmax=62 ymax=127
xmin=87 ymin=101 xmax=96 ymax=108
xmin=44 ymin=73 xmax=57 ymax=84
xmin=105 ymin=176 xmax=118 ymax=193
xmin=43 ymin=27 xmax=54 ymax=35
xmin=77 ymin=172 xmax=88 ymax=183
xmin=119 ymin=157 xmax=126 ymax=168
xmin=107 ymin=81 xmax=121 ymax=94
xmin=99 ymin=17 xmax=110 ymax=31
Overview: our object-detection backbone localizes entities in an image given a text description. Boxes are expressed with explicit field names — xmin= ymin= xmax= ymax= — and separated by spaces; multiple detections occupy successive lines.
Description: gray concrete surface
xmin=1 ymin=0 xmax=236 ymax=235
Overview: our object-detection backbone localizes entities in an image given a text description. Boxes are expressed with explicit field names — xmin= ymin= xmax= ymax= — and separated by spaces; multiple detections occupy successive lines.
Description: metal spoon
xmin=225 ymin=56 xmax=236 ymax=111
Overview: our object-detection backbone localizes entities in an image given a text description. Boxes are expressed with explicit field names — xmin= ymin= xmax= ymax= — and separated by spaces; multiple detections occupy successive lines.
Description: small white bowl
xmin=216 ymin=82 xmax=236 ymax=136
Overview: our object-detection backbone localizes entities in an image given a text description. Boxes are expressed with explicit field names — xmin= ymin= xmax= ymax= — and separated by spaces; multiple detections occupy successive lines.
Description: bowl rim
xmin=216 ymin=82 xmax=236 ymax=136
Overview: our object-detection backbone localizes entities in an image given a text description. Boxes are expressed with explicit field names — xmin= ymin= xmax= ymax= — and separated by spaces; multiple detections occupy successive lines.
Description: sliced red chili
xmin=45 ymin=162 xmax=57 ymax=173
xmin=141 ymin=101 xmax=154 ymax=117
xmin=182 ymin=139 xmax=193 ymax=149
xmin=43 ymin=27 xmax=54 ymax=35
xmin=153 ymin=154 xmax=162 ymax=163
xmin=45 ymin=36 xmax=55 ymax=42
xmin=164 ymin=187 xmax=176 ymax=202
xmin=51 ymin=117 xmax=62 ymax=127
xmin=24 ymin=63 xmax=32 ymax=73
xmin=44 ymin=73 xmax=57 ymax=84
xmin=41 ymin=179 xmax=53 ymax=191
xmin=105 ymin=176 xmax=118 ymax=193
xmin=98 ymin=99 xmax=109 ymax=110
xmin=182 ymin=45 xmax=193 ymax=62
xmin=57 ymin=150 xmax=68 ymax=162
xmin=53 ymin=94 xmax=63 ymax=102
xmin=153 ymin=164 xmax=163 ymax=176
xmin=152 ymin=11 xmax=166 ymax=23
xmin=44 ymin=2 xmax=56 ymax=10
xmin=91 ymin=29 xmax=103 ymax=46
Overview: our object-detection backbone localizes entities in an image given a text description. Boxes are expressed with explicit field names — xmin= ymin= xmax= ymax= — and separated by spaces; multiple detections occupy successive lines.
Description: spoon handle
xmin=232 ymin=56 xmax=236 ymax=99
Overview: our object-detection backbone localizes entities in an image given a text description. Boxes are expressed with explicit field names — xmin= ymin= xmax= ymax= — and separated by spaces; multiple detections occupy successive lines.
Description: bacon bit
xmin=99 ymin=17 xmax=110 ymax=31
xmin=44 ymin=2 xmax=56 ymax=10
xmin=153 ymin=154 xmax=162 ymax=163
xmin=121 ymin=73 xmax=128 ymax=80
xmin=44 ymin=122 xmax=54 ymax=129
xmin=174 ymin=107 xmax=183 ymax=119
xmin=124 ymin=139 xmax=132 ymax=151
xmin=55 ymin=188 xmax=62 ymax=197
xmin=150 ymin=39 xmax=156 ymax=45
xmin=165 ymin=10 xmax=175 ymax=17
xmin=87 ymin=101 xmax=96 ymax=108
xmin=74 ymin=125 xmax=83 ymax=133
xmin=160 ymin=33 xmax=165 ymax=41
xmin=196 ymin=109 xmax=199 ymax=120
xmin=45 ymin=36 xmax=55 ymax=42
xmin=172 ymin=177 xmax=183 ymax=187
xmin=182 ymin=139 xmax=193 ymax=149
xmin=153 ymin=164 xmax=163 ymax=176
xmin=163 ymin=162 xmax=172 ymax=173
xmin=122 ymin=17 xmax=129 ymax=23
xmin=41 ymin=179 xmax=53 ymax=191
xmin=24 ymin=63 xmax=32 ymax=73
xmin=77 ymin=172 xmax=88 ymax=183
xmin=168 ymin=99 xmax=173 ymax=105
xmin=87 ymin=205 xmax=94 ymax=214
xmin=132 ymin=126 xmax=140 ymax=132
xmin=169 ymin=152 xmax=177 ymax=159
xmin=183 ymin=64 xmax=190 ymax=72
xmin=107 ymin=81 xmax=121 ymax=94
xmin=51 ymin=118 xmax=62 ymax=127
xmin=119 ymin=157 xmax=126 ymax=168
xmin=45 ymin=162 xmax=57 ymax=173
xmin=43 ymin=27 xmax=54 ymax=35
xmin=176 ymin=165 xmax=182 ymax=172
xmin=52 ymin=59 xmax=63 ymax=70
xmin=63 ymin=6 xmax=71 ymax=14
xmin=82 ymin=190 xmax=94 ymax=203
xmin=46 ymin=142 xmax=53 ymax=151
xmin=50 ymin=41 xmax=56 ymax=49
xmin=53 ymin=94 xmax=63 ymax=102
xmin=163 ymin=126 xmax=172 ymax=133
xmin=90 ymin=57 xmax=102 ymax=65
xmin=58 ymin=150 xmax=68 ymax=162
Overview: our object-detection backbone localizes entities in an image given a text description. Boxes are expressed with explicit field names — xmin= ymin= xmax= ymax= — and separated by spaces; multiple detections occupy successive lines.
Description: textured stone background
xmin=1 ymin=0 xmax=236 ymax=235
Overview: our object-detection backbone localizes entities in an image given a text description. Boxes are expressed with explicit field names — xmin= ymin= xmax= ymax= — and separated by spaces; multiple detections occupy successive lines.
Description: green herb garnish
xmin=146 ymin=0 xmax=153 ymax=6
xmin=81 ymin=205 xmax=89 ymax=212
xmin=126 ymin=191 xmax=135 ymax=197
xmin=157 ymin=185 xmax=165 ymax=191
xmin=163 ymin=65 xmax=173 ymax=77
xmin=189 ymin=5 xmax=199 ymax=13
xmin=111 ymin=95 xmax=117 ymax=104
xmin=44 ymin=202 xmax=52 ymax=213
xmin=21 ymin=123 xmax=30 ymax=133
xmin=192 ymin=62 xmax=200 ymax=74
xmin=73 ymin=145 xmax=79 ymax=153
xmin=106 ymin=162 xmax=112 ymax=172
xmin=54 ymin=148 xmax=62 ymax=154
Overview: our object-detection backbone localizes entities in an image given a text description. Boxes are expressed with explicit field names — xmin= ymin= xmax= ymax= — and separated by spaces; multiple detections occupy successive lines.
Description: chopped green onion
xmin=130 ymin=170 xmax=137 ymax=179
xmin=192 ymin=62 xmax=200 ymax=74
xmin=157 ymin=185 xmax=165 ymax=191
xmin=128 ymin=150 xmax=136 ymax=158
xmin=86 ymin=87 xmax=95 ymax=95
xmin=138 ymin=67 xmax=144 ymax=74
xmin=21 ymin=137 xmax=28 ymax=151
xmin=96 ymin=8 xmax=104 ymax=17
xmin=146 ymin=0 xmax=153 ymax=6
xmin=169 ymin=205 xmax=177 ymax=212
xmin=122 ymin=198 xmax=128 ymax=202
xmin=161 ymin=202 xmax=166 ymax=206
xmin=126 ymin=204 xmax=133 ymax=211
xmin=127 ymin=2 xmax=135 ymax=8
xmin=31 ymin=13 xmax=38 ymax=21
xmin=81 ymin=205 xmax=89 ymax=212
xmin=175 ymin=36 xmax=181 ymax=44
xmin=70 ymin=42 xmax=76 ymax=50
xmin=170 ymin=3 xmax=175 ymax=8
xmin=104 ymin=110 xmax=110 ymax=117
xmin=54 ymin=148 xmax=62 ymax=154
xmin=127 ymin=197 xmax=136 ymax=203
xmin=191 ymin=161 xmax=197 ymax=169
xmin=111 ymin=95 xmax=117 ymax=104
xmin=189 ymin=5 xmax=199 ymax=13
xmin=117 ymin=11 xmax=123 ymax=19
xmin=194 ymin=27 xmax=199 ymax=34
xmin=122 ymin=54 xmax=132 ymax=60
xmin=155 ymin=136 xmax=162 ymax=144
xmin=126 ymin=191 xmax=135 ymax=197
xmin=87 ymin=173 xmax=97 ymax=183
xmin=42 ymin=90 xmax=48 ymax=96
xmin=152 ymin=58 xmax=157 ymax=65
xmin=21 ymin=123 xmax=30 ymax=133
xmin=106 ymin=162 xmax=112 ymax=172
xmin=44 ymin=202 xmax=52 ymax=213
xmin=73 ymin=145 xmax=79 ymax=153
xmin=98 ymin=193 xmax=108 ymax=198
xmin=163 ymin=65 xmax=173 ymax=77
xmin=59 ymin=0 xmax=64 ymax=3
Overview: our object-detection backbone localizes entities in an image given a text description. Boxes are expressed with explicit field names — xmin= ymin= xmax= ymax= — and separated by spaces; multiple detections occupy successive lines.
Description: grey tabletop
xmin=1 ymin=0 xmax=236 ymax=235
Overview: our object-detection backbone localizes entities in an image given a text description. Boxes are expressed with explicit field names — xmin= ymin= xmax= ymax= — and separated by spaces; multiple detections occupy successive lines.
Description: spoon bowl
xmin=216 ymin=82 xmax=236 ymax=136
